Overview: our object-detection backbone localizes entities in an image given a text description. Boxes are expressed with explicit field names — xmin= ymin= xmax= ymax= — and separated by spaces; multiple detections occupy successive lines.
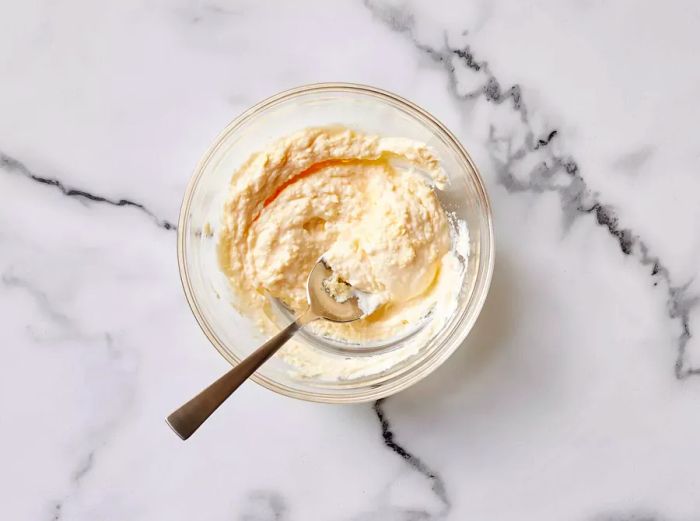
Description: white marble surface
xmin=2 ymin=0 xmax=700 ymax=519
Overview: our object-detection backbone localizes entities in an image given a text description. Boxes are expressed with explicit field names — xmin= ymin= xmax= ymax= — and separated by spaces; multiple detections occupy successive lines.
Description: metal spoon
xmin=166 ymin=259 xmax=363 ymax=440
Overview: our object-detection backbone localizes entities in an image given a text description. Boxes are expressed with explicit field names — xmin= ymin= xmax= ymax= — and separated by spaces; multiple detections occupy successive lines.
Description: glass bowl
xmin=178 ymin=83 xmax=494 ymax=403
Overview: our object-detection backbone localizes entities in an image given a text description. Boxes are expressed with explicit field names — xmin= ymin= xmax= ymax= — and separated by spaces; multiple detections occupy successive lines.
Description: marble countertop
xmin=3 ymin=0 xmax=700 ymax=519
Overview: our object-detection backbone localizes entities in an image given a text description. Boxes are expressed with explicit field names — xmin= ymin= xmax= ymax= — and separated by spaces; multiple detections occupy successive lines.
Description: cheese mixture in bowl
xmin=218 ymin=126 xmax=462 ymax=351
xmin=178 ymin=84 xmax=493 ymax=402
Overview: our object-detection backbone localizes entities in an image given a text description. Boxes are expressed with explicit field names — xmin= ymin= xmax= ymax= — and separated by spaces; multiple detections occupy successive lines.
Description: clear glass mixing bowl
xmin=178 ymin=83 xmax=494 ymax=403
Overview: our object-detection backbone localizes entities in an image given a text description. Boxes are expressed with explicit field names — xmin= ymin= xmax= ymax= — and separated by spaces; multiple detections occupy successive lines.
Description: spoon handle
xmin=167 ymin=312 xmax=312 ymax=440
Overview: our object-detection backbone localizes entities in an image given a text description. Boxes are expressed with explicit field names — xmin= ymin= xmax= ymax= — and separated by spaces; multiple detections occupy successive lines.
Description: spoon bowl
xmin=306 ymin=260 xmax=364 ymax=322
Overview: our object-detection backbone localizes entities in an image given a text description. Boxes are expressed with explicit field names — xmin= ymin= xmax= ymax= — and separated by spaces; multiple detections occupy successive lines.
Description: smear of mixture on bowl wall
xmin=217 ymin=126 xmax=467 ymax=379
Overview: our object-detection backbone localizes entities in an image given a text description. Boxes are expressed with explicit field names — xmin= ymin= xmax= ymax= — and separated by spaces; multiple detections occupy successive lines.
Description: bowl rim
xmin=177 ymin=82 xmax=495 ymax=403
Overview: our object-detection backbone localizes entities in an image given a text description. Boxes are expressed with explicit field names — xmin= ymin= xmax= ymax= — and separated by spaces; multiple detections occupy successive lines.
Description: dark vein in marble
xmin=534 ymin=129 xmax=558 ymax=150
xmin=364 ymin=0 xmax=699 ymax=379
xmin=2 ymin=273 xmax=73 ymax=327
xmin=39 ymin=336 xmax=129 ymax=521
xmin=45 ymin=429 xmax=99 ymax=521
xmin=72 ymin=451 xmax=95 ymax=483
xmin=0 ymin=151 xmax=176 ymax=231
xmin=0 ymin=154 xmax=142 ymax=518
xmin=373 ymin=400 xmax=450 ymax=515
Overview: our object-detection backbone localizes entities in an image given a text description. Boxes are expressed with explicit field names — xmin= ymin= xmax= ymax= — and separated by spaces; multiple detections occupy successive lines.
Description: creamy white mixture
xmin=218 ymin=127 xmax=466 ymax=379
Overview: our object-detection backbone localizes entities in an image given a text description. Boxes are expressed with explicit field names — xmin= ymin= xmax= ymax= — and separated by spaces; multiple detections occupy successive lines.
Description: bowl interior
xmin=179 ymin=84 xmax=493 ymax=403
